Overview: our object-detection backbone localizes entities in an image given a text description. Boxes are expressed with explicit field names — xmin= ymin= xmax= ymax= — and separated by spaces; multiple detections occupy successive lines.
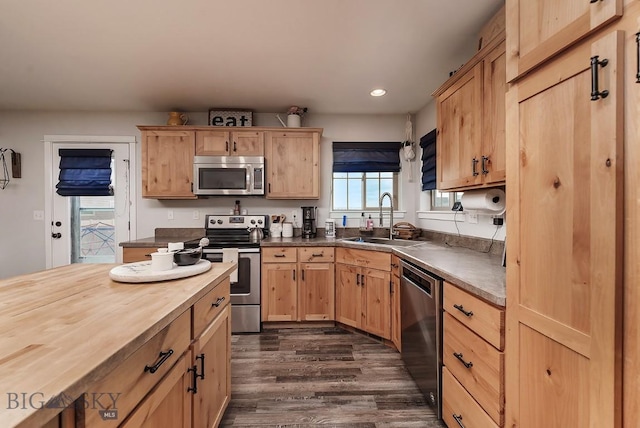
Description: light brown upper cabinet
xmin=433 ymin=38 xmax=506 ymax=191
xmin=505 ymin=0 xmax=622 ymax=82
xmin=195 ymin=129 xmax=264 ymax=156
xmin=265 ymin=129 xmax=322 ymax=199
xmin=140 ymin=128 xmax=196 ymax=199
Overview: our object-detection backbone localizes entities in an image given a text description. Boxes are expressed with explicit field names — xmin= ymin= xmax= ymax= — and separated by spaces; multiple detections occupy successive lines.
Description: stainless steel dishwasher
xmin=400 ymin=259 xmax=443 ymax=419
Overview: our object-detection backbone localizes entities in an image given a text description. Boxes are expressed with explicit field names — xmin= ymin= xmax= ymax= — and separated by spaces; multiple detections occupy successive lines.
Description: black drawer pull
xmin=211 ymin=297 xmax=225 ymax=308
xmin=274 ymin=254 xmax=286 ymax=258
xmin=452 ymin=413 xmax=465 ymax=428
xmin=196 ymin=353 xmax=205 ymax=380
xmin=636 ymin=32 xmax=640 ymax=83
xmin=144 ymin=349 xmax=174 ymax=374
xmin=590 ymin=55 xmax=609 ymax=101
xmin=454 ymin=352 xmax=473 ymax=369
xmin=453 ymin=304 xmax=473 ymax=317
xmin=311 ymin=253 xmax=324 ymax=257
xmin=187 ymin=365 xmax=199 ymax=394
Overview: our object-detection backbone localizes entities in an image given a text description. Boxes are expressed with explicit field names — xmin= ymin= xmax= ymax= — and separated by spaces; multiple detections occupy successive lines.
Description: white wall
xmin=413 ymin=100 xmax=506 ymax=241
xmin=0 ymin=111 xmax=413 ymax=278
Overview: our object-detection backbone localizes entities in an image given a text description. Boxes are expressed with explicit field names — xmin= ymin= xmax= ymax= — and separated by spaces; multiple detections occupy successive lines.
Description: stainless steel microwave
xmin=193 ymin=156 xmax=265 ymax=196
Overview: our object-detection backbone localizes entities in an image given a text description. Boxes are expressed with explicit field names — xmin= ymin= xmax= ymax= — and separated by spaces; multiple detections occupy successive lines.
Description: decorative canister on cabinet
xmin=166 ymin=112 xmax=189 ymax=126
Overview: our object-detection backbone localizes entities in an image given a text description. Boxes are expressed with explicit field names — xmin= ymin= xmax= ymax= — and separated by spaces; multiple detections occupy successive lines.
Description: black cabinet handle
xmin=274 ymin=254 xmax=286 ymax=258
xmin=302 ymin=269 xmax=305 ymax=281
xmin=361 ymin=275 xmax=365 ymax=287
xmin=293 ymin=269 xmax=296 ymax=281
xmin=481 ymin=156 xmax=489 ymax=175
xmin=311 ymin=253 xmax=324 ymax=257
xmin=196 ymin=353 xmax=205 ymax=380
xmin=453 ymin=304 xmax=473 ymax=317
xmin=590 ymin=55 xmax=609 ymax=101
xmin=589 ymin=0 xmax=601 ymax=3
xmin=225 ymin=141 xmax=229 ymax=152
xmin=356 ymin=273 xmax=361 ymax=286
xmin=636 ymin=32 xmax=640 ymax=83
xmin=211 ymin=297 xmax=225 ymax=308
xmin=454 ymin=352 xmax=474 ymax=369
xmin=233 ymin=141 xmax=237 ymax=152
xmin=472 ymin=158 xmax=479 ymax=176
xmin=144 ymin=349 xmax=174 ymax=374
xmin=187 ymin=365 xmax=199 ymax=394
xmin=452 ymin=413 xmax=466 ymax=428
xmin=51 ymin=233 xmax=62 ymax=239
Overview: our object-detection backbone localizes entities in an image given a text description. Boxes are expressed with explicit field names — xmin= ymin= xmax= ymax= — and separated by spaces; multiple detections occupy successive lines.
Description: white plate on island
xmin=109 ymin=259 xmax=211 ymax=283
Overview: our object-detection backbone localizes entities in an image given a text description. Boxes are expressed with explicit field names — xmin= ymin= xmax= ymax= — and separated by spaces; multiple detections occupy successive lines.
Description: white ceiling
xmin=0 ymin=0 xmax=503 ymax=115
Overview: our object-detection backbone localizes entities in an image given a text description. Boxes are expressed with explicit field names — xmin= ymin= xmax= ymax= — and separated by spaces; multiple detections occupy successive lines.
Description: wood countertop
xmin=0 ymin=262 xmax=235 ymax=428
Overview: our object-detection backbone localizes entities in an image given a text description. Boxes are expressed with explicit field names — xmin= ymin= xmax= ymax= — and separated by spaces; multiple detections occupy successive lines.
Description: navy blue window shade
xmin=332 ymin=142 xmax=401 ymax=173
xmin=56 ymin=149 xmax=113 ymax=196
xmin=420 ymin=129 xmax=437 ymax=191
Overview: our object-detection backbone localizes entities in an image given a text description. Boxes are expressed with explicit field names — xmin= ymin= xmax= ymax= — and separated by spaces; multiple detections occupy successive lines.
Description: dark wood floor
xmin=220 ymin=327 xmax=445 ymax=427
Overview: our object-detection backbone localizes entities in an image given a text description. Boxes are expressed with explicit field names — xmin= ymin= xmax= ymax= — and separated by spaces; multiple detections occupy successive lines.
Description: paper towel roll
xmin=461 ymin=189 xmax=506 ymax=214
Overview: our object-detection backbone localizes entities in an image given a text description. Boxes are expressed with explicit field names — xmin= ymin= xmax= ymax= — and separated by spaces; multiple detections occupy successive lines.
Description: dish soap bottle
xmin=367 ymin=214 xmax=373 ymax=230
xmin=360 ymin=212 xmax=366 ymax=229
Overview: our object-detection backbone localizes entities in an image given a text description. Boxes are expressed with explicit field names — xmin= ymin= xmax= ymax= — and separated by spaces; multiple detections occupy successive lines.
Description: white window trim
xmin=43 ymin=135 xmax=137 ymax=268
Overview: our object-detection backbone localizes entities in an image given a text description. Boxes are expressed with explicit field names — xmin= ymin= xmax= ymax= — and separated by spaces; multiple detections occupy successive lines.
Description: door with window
xmin=46 ymin=138 xmax=135 ymax=268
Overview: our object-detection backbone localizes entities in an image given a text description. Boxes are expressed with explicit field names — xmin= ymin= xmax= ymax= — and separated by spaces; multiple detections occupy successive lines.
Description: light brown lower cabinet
xmin=335 ymin=248 xmax=391 ymax=340
xmin=80 ymin=278 xmax=231 ymax=428
xmin=442 ymin=367 xmax=499 ymax=428
xmin=122 ymin=247 xmax=152 ymax=263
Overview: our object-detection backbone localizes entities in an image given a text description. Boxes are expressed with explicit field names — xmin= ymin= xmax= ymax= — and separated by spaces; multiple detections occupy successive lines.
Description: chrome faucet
xmin=379 ymin=192 xmax=394 ymax=239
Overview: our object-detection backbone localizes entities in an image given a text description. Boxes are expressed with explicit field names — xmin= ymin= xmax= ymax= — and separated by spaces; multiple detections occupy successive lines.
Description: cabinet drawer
xmin=444 ymin=313 xmax=504 ymax=425
xmin=442 ymin=367 xmax=499 ymax=428
xmin=298 ymin=247 xmax=334 ymax=263
xmin=84 ymin=310 xmax=191 ymax=427
xmin=335 ymin=247 xmax=391 ymax=270
xmin=444 ymin=282 xmax=504 ymax=350
xmin=193 ymin=277 xmax=231 ymax=339
xmin=262 ymin=247 xmax=297 ymax=263
xmin=123 ymin=247 xmax=153 ymax=263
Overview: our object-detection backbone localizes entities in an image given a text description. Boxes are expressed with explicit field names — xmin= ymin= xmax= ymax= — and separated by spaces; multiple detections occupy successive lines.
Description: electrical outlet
xmin=467 ymin=212 xmax=478 ymax=224
xmin=167 ymin=210 xmax=174 ymax=220
xmin=192 ymin=210 xmax=200 ymax=220
xmin=33 ymin=210 xmax=44 ymax=221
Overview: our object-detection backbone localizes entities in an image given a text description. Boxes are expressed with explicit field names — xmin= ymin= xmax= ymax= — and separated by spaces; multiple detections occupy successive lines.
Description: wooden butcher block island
xmin=0 ymin=263 xmax=235 ymax=428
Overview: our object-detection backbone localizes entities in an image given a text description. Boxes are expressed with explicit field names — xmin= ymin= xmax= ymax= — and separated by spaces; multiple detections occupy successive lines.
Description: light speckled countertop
xmin=122 ymin=234 xmax=506 ymax=307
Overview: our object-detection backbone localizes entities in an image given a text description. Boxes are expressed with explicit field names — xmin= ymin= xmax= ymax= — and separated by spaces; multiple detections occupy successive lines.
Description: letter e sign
xmin=208 ymin=110 xmax=253 ymax=127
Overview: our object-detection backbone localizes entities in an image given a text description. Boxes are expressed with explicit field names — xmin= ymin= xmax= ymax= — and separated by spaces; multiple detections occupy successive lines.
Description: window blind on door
xmin=56 ymin=149 xmax=113 ymax=196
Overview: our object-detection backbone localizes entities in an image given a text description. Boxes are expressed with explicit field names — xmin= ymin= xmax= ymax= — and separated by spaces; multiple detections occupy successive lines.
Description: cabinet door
xmin=506 ymin=0 xmax=622 ymax=81
xmin=142 ymin=130 xmax=196 ymax=199
xmin=120 ymin=351 xmax=192 ymax=428
xmin=232 ymin=130 xmax=264 ymax=156
xmin=361 ymin=268 xmax=391 ymax=340
xmin=265 ymin=131 xmax=320 ymax=199
xmin=391 ymin=271 xmax=401 ymax=351
xmin=192 ymin=305 xmax=231 ymax=428
xmin=482 ymin=41 xmax=507 ymax=185
xmin=122 ymin=247 xmax=152 ymax=263
xmin=437 ymin=63 xmax=483 ymax=190
xmin=335 ymin=263 xmax=361 ymax=328
xmin=299 ymin=262 xmax=335 ymax=321
xmin=195 ymin=130 xmax=231 ymax=155
xmin=505 ymin=31 xmax=623 ymax=428
xmin=261 ymin=262 xmax=298 ymax=321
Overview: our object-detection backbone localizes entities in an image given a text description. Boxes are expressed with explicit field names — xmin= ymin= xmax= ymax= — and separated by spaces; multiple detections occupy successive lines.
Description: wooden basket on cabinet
xmin=392 ymin=222 xmax=420 ymax=240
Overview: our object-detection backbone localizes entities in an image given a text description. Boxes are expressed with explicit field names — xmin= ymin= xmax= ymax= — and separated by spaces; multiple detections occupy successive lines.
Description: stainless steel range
xmin=187 ymin=214 xmax=267 ymax=333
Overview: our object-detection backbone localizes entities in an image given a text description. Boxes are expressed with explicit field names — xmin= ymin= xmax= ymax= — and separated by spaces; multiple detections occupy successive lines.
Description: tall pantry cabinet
xmin=504 ymin=1 xmax=638 ymax=427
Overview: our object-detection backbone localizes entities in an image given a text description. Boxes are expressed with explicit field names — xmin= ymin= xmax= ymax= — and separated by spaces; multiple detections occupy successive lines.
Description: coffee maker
xmin=301 ymin=206 xmax=317 ymax=238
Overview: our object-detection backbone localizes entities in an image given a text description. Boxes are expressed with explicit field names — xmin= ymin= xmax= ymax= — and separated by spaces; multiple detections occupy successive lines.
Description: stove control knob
xmin=250 ymin=219 xmax=256 ymax=224
xmin=257 ymin=219 xmax=263 ymax=224
xmin=209 ymin=218 xmax=215 ymax=225
xmin=217 ymin=219 xmax=223 ymax=224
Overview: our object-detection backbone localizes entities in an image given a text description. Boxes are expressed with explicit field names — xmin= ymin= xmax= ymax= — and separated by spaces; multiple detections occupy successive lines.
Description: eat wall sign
xmin=208 ymin=109 xmax=253 ymax=127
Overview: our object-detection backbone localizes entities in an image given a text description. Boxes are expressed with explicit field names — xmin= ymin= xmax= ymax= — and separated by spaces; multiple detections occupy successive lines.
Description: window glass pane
xmin=334 ymin=172 xmax=348 ymax=178
xmin=380 ymin=179 xmax=393 ymax=194
xmin=347 ymin=179 xmax=363 ymax=210
xmin=365 ymin=177 xmax=380 ymax=208
xmin=71 ymin=196 xmax=116 ymax=263
xmin=333 ymin=179 xmax=348 ymax=210
xmin=380 ymin=172 xmax=393 ymax=178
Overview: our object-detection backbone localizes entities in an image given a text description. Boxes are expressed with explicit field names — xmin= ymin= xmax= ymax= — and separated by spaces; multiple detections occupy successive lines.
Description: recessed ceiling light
xmin=370 ymin=88 xmax=387 ymax=97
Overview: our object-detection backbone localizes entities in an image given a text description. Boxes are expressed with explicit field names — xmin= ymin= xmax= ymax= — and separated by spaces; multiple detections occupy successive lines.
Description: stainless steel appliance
xmin=186 ymin=214 xmax=268 ymax=333
xmin=193 ymin=156 xmax=265 ymax=196
xmin=400 ymin=259 xmax=443 ymax=419
xmin=301 ymin=206 xmax=317 ymax=238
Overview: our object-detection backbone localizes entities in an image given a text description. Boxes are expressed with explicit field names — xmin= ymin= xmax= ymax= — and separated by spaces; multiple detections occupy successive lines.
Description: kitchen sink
xmin=340 ymin=237 xmax=422 ymax=247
